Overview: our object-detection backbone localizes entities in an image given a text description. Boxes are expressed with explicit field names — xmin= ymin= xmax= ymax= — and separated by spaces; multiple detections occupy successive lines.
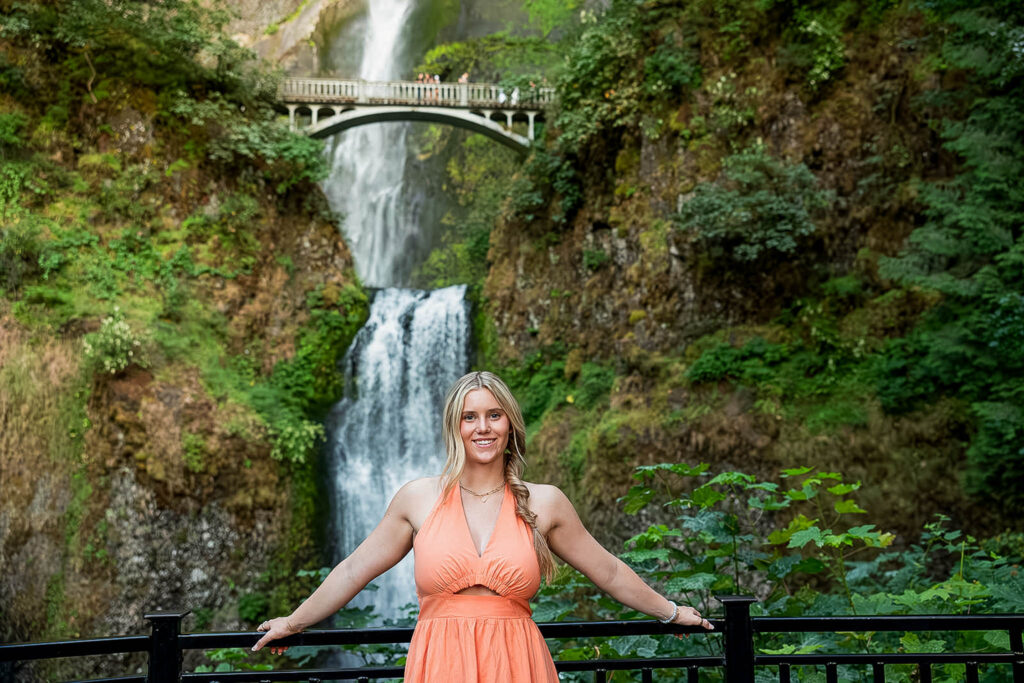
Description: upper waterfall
xmin=321 ymin=0 xmax=427 ymax=287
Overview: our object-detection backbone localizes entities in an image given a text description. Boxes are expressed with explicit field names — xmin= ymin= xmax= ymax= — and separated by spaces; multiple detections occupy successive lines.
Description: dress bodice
xmin=413 ymin=484 xmax=541 ymax=600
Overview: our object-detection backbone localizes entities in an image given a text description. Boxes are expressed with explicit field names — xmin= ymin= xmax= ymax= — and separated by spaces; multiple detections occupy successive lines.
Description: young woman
xmin=253 ymin=371 xmax=713 ymax=680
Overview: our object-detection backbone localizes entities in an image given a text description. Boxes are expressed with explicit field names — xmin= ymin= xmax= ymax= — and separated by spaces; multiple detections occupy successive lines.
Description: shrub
xmin=238 ymin=593 xmax=269 ymax=623
xmin=685 ymin=337 xmax=788 ymax=384
xmin=643 ymin=38 xmax=701 ymax=98
xmin=510 ymin=148 xmax=581 ymax=224
xmin=674 ymin=145 xmax=833 ymax=262
xmin=0 ymin=213 xmax=43 ymax=289
xmin=0 ymin=111 xmax=28 ymax=155
xmin=82 ymin=308 xmax=145 ymax=375
xmin=575 ymin=363 xmax=615 ymax=410
xmin=170 ymin=95 xmax=328 ymax=194
xmin=581 ymin=248 xmax=609 ymax=271
xmin=778 ymin=6 xmax=849 ymax=91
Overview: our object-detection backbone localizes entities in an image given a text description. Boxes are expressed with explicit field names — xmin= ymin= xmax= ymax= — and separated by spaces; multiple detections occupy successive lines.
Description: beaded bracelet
xmin=658 ymin=601 xmax=679 ymax=624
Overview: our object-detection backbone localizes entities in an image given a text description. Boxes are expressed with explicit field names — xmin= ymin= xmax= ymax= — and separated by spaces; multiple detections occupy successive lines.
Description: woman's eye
xmin=490 ymin=412 xmax=502 ymax=419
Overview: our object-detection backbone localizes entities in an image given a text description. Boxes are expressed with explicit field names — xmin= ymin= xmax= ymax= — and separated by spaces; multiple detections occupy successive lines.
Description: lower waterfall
xmin=325 ymin=285 xmax=471 ymax=618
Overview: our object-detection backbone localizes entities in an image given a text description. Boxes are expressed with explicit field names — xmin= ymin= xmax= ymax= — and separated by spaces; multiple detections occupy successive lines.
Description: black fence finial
xmin=144 ymin=611 xmax=189 ymax=683
xmin=717 ymin=595 xmax=757 ymax=683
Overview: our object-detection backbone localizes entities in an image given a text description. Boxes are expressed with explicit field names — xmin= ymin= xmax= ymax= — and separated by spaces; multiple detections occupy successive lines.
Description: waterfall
xmin=326 ymin=287 xmax=469 ymax=617
xmin=321 ymin=0 xmax=471 ymax=620
xmin=322 ymin=0 xmax=426 ymax=288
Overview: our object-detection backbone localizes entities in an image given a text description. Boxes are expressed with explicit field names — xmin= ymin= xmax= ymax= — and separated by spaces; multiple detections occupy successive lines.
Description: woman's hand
xmin=672 ymin=603 xmax=714 ymax=630
xmin=252 ymin=616 xmax=300 ymax=655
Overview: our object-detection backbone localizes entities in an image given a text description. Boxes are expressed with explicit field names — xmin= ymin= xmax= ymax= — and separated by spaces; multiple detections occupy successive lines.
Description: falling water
xmin=321 ymin=0 xmax=471 ymax=619
xmin=325 ymin=288 xmax=469 ymax=617
xmin=322 ymin=0 xmax=427 ymax=288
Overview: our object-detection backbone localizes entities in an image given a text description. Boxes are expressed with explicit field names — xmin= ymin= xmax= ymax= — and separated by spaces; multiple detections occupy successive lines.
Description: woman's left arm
xmin=540 ymin=485 xmax=713 ymax=630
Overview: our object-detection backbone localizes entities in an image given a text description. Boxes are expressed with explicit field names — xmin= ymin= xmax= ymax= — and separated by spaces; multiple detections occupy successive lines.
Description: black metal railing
xmin=2 ymin=596 xmax=1022 ymax=682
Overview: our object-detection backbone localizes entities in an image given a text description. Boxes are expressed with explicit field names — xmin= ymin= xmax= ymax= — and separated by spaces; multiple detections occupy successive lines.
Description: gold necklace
xmin=459 ymin=482 xmax=504 ymax=502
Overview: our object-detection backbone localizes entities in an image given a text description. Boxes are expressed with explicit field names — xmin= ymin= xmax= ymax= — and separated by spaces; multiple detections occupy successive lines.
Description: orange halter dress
xmin=405 ymin=483 xmax=559 ymax=682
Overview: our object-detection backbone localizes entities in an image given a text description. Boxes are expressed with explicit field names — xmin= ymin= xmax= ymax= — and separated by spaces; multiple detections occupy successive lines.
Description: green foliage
xmin=876 ymin=3 xmax=1024 ymax=511
xmin=553 ymin=1 xmax=644 ymax=151
xmin=501 ymin=351 xmax=616 ymax=429
xmin=82 ymin=308 xmax=145 ymax=375
xmin=581 ymin=248 xmax=609 ymax=271
xmin=674 ymin=145 xmax=834 ymax=263
xmin=643 ymin=38 xmax=701 ymax=99
xmin=509 ymin=146 xmax=582 ymax=224
xmin=552 ymin=0 xmax=701 ymax=152
xmin=574 ymin=363 xmax=615 ymax=410
xmin=413 ymin=133 xmax=518 ymax=289
xmin=238 ymin=592 xmax=269 ymax=624
xmin=0 ymin=211 xmax=43 ymax=289
xmin=169 ymin=95 xmax=328 ymax=194
xmin=775 ymin=3 xmax=855 ymax=91
xmin=0 ymin=111 xmax=28 ymax=155
xmin=532 ymin=463 xmax=1020 ymax=679
xmin=252 ymin=284 xmax=368 ymax=463
xmin=181 ymin=431 xmax=206 ymax=473
xmin=194 ymin=647 xmax=272 ymax=674
xmin=417 ymin=33 xmax=557 ymax=82
xmin=524 ymin=0 xmax=581 ymax=37
xmin=3 ymin=0 xmax=268 ymax=101
xmin=686 ymin=336 xmax=789 ymax=384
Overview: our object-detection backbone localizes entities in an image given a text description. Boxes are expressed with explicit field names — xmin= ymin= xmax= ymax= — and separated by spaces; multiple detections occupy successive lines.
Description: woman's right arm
xmin=251 ymin=481 xmax=419 ymax=653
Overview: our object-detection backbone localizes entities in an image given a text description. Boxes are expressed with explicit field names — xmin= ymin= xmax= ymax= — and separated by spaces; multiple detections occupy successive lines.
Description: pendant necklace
xmin=460 ymin=482 xmax=504 ymax=503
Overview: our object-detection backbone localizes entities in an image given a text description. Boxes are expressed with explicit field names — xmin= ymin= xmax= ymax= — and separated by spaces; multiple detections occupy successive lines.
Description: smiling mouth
xmin=473 ymin=439 xmax=496 ymax=447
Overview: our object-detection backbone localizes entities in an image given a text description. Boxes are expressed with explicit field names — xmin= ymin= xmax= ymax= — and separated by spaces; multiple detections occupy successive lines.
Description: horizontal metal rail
xmin=754 ymin=614 xmax=1024 ymax=632
xmin=0 ymin=635 xmax=149 ymax=662
xmin=2 ymin=598 xmax=1022 ymax=683
xmin=278 ymin=77 xmax=556 ymax=109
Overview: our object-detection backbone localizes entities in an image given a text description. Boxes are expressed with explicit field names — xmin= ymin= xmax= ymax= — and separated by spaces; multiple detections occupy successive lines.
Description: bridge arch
xmin=305 ymin=106 xmax=534 ymax=155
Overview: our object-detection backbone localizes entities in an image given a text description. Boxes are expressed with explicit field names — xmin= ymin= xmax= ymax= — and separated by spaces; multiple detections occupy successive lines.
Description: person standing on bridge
xmin=252 ymin=371 xmax=713 ymax=681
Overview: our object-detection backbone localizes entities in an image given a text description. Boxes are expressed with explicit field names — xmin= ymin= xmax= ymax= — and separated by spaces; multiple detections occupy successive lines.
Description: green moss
xmin=64 ymin=469 xmax=93 ymax=556
xmin=181 ymin=431 xmax=206 ymax=473
xmin=472 ymin=296 xmax=500 ymax=370
xmin=268 ymin=458 xmax=326 ymax=615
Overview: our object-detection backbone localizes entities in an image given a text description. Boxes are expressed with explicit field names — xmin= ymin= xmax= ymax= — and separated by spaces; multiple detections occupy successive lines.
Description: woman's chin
xmin=467 ymin=448 xmax=502 ymax=465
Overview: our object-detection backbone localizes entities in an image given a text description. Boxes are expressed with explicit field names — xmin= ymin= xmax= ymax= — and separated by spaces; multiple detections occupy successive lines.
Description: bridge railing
xmin=279 ymin=77 xmax=556 ymax=109
xmin=2 ymin=596 xmax=1022 ymax=682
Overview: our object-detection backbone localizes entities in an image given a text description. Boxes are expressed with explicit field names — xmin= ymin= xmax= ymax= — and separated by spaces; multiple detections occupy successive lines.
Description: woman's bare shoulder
xmin=396 ymin=476 xmax=443 ymax=501
xmin=524 ymin=481 xmax=572 ymax=508
xmin=396 ymin=476 xmax=443 ymax=530
xmin=524 ymin=482 xmax=577 ymax=533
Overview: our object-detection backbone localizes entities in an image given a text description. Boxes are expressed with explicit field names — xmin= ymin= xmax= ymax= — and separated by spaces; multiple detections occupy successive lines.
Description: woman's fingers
xmin=673 ymin=605 xmax=715 ymax=630
xmin=251 ymin=617 xmax=297 ymax=652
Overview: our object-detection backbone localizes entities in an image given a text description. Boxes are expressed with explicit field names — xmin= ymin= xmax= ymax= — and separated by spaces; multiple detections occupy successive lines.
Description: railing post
xmin=718 ymin=595 xmax=756 ymax=683
xmin=145 ymin=611 xmax=188 ymax=683
xmin=1011 ymin=626 xmax=1023 ymax=681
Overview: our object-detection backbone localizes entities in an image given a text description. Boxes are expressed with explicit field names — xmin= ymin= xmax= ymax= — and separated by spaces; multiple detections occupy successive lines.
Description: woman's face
xmin=459 ymin=388 xmax=510 ymax=466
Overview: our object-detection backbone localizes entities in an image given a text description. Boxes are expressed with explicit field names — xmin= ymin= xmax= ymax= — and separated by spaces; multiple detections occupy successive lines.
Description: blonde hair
xmin=440 ymin=371 xmax=555 ymax=581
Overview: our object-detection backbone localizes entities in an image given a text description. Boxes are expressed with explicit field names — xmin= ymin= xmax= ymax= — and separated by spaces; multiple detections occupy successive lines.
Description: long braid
xmin=504 ymin=432 xmax=555 ymax=582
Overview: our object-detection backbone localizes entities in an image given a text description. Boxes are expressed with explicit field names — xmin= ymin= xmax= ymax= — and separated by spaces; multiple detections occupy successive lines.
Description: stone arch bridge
xmin=279 ymin=78 xmax=555 ymax=154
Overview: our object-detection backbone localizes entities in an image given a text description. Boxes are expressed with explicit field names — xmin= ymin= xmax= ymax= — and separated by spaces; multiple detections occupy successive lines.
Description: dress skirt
xmin=404 ymin=594 xmax=559 ymax=682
